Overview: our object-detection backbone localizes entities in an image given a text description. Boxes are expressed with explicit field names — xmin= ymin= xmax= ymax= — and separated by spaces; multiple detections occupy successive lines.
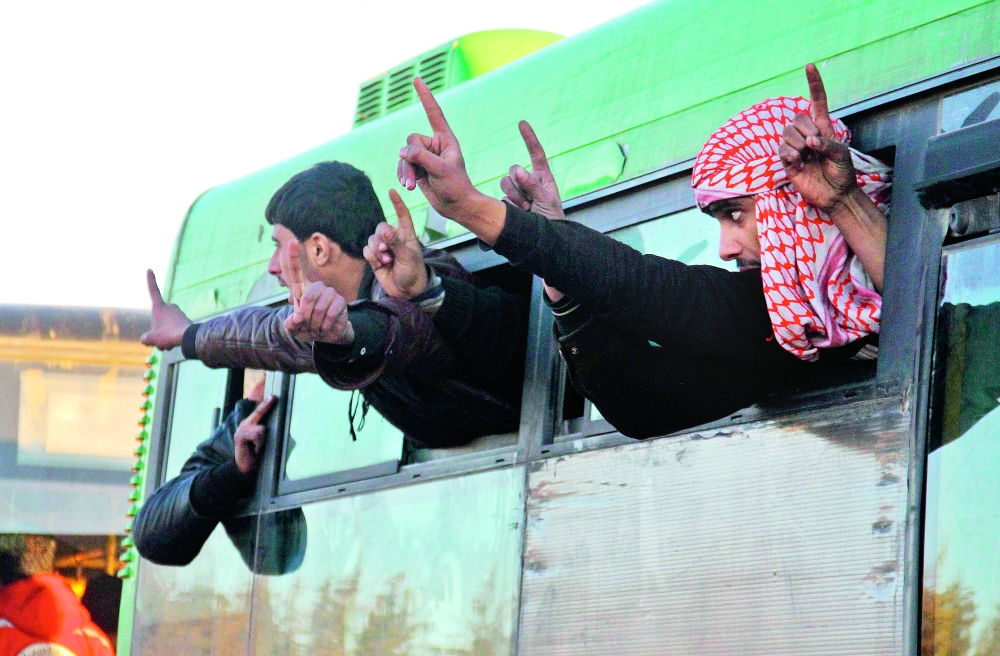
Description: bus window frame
xmin=143 ymin=346 xmax=263 ymax=520
xmin=272 ymin=370 xmax=402 ymax=495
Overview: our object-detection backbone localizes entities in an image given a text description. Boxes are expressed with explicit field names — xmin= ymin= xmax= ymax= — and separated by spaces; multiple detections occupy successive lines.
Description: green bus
xmin=117 ymin=1 xmax=1000 ymax=654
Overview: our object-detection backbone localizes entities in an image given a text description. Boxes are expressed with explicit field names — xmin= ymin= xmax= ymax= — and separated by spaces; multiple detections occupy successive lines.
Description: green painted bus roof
xmin=168 ymin=0 xmax=1000 ymax=318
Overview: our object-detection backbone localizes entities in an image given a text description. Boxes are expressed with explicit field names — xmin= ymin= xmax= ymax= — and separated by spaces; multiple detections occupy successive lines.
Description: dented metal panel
xmin=520 ymin=397 xmax=910 ymax=656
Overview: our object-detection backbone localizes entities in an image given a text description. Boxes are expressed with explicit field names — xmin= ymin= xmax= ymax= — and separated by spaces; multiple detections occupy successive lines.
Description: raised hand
xmin=500 ymin=121 xmax=565 ymax=220
xmin=281 ymin=241 xmax=355 ymax=344
xmin=363 ymin=190 xmax=428 ymax=299
xmin=779 ymin=63 xmax=858 ymax=214
xmin=234 ymin=388 xmax=275 ymax=476
xmin=140 ymin=269 xmax=193 ymax=350
xmin=397 ymin=78 xmax=506 ymax=242
xmin=497 ymin=121 xmax=567 ymax=301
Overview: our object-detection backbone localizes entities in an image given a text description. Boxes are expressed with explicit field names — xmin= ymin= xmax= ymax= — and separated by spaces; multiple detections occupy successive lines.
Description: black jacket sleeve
xmin=132 ymin=400 xmax=252 ymax=566
xmin=133 ymin=400 xmax=307 ymax=573
xmin=492 ymin=203 xmax=788 ymax=366
xmin=432 ymin=275 xmax=528 ymax=389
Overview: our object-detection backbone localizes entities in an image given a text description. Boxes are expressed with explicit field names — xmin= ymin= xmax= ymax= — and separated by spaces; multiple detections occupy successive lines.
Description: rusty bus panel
xmin=519 ymin=397 xmax=910 ymax=656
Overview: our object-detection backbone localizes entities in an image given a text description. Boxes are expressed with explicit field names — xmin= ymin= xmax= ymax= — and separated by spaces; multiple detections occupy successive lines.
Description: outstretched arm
xmin=395 ymin=79 xmax=779 ymax=361
xmin=500 ymin=121 xmax=567 ymax=302
xmin=132 ymin=391 xmax=274 ymax=566
xmin=779 ymin=64 xmax=888 ymax=291
xmin=140 ymin=268 xmax=317 ymax=372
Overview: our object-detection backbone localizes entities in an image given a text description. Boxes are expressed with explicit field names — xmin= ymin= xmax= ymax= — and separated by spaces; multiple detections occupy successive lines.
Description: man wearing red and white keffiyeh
xmin=396 ymin=63 xmax=892 ymax=439
xmin=693 ymin=64 xmax=891 ymax=361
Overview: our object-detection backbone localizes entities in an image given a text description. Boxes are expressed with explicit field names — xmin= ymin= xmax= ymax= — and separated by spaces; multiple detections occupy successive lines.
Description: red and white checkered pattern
xmin=692 ymin=97 xmax=891 ymax=361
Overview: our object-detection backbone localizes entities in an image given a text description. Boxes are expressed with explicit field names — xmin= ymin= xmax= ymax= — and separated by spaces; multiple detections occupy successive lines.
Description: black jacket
xmin=494 ymin=203 xmax=872 ymax=438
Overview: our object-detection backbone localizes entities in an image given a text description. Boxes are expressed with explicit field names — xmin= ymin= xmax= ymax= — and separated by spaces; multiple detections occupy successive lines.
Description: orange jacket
xmin=0 ymin=573 xmax=114 ymax=656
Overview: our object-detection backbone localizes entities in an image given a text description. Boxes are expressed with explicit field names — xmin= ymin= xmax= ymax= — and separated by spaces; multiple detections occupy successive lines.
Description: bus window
xmin=162 ymin=360 xmax=229 ymax=483
xmin=941 ymin=79 xmax=1000 ymax=133
xmin=131 ymin=516 xmax=256 ymax=655
xmin=923 ymin=235 xmax=1000 ymax=656
xmin=249 ymin=466 xmax=523 ymax=655
xmin=279 ymin=373 xmax=403 ymax=490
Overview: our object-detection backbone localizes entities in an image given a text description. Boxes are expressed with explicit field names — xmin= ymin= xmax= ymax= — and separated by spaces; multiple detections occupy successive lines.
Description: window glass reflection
xmin=250 ymin=467 xmax=524 ymax=655
xmin=923 ymin=237 xmax=1000 ymax=656
xmin=163 ymin=361 xmax=229 ymax=482
xmin=941 ymin=79 xmax=1000 ymax=133
xmin=609 ymin=207 xmax=736 ymax=270
xmin=131 ymin=523 xmax=255 ymax=656
xmin=283 ymin=373 xmax=403 ymax=482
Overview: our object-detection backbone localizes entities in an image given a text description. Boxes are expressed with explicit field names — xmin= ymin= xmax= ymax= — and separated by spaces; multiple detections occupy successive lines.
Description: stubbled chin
xmin=738 ymin=263 xmax=761 ymax=272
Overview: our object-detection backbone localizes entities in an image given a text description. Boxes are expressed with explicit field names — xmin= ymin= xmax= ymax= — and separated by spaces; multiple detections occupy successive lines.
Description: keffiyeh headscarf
xmin=691 ymin=97 xmax=892 ymax=361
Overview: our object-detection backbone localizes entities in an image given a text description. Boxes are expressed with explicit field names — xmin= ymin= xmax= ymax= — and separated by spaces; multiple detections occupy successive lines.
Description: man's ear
xmin=306 ymin=233 xmax=342 ymax=267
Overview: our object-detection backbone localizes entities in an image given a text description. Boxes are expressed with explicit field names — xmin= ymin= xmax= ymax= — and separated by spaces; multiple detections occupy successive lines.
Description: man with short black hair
xmin=143 ymin=161 xmax=526 ymax=447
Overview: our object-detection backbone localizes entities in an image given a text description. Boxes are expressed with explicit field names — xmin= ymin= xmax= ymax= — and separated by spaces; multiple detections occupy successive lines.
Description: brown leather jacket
xmin=186 ymin=250 xmax=525 ymax=448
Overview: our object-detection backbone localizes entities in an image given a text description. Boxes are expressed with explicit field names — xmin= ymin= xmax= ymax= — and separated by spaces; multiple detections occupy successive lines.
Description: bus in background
xmin=117 ymin=2 xmax=1000 ymax=654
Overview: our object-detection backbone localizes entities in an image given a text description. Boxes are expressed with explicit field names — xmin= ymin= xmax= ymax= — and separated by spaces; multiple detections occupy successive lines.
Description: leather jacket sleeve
xmin=132 ymin=401 xmax=249 ymax=566
xmin=132 ymin=400 xmax=307 ymax=574
xmin=192 ymin=305 xmax=317 ymax=373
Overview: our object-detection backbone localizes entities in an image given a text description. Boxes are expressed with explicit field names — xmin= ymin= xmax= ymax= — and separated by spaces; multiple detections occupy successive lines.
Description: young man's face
xmin=705 ymin=196 xmax=761 ymax=271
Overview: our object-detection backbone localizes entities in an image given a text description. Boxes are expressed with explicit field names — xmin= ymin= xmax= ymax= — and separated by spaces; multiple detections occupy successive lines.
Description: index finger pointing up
xmin=285 ymin=240 xmax=307 ymax=304
xmin=519 ymin=121 xmax=551 ymax=177
xmin=388 ymin=189 xmax=415 ymax=237
xmin=805 ymin=63 xmax=833 ymax=138
xmin=147 ymin=269 xmax=165 ymax=307
xmin=246 ymin=395 xmax=277 ymax=425
xmin=414 ymin=77 xmax=452 ymax=134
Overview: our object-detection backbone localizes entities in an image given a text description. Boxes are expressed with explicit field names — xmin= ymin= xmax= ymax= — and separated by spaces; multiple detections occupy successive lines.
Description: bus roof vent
xmin=351 ymin=29 xmax=563 ymax=129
